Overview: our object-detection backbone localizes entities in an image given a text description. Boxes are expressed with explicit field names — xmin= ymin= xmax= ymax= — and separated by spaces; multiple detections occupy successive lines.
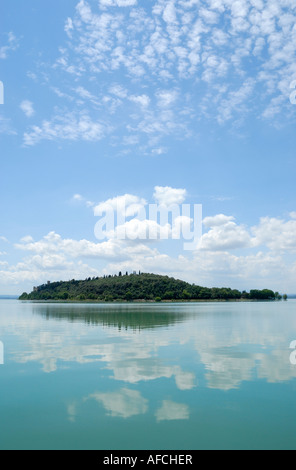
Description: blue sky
xmin=1 ymin=0 xmax=296 ymax=295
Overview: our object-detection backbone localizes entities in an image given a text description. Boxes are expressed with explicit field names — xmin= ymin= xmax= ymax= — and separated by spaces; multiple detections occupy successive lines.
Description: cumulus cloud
xmin=252 ymin=216 xmax=296 ymax=252
xmin=2 ymin=184 xmax=296 ymax=292
xmin=15 ymin=230 xmax=156 ymax=260
xmin=203 ymin=214 xmax=235 ymax=228
xmin=94 ymin=194 xmax=147 ymax=217
xmin=153 ymin=186 xmax=187 ymax=206
xmin=201 ymin=220 xmax=251 ymax=251
xmin=92 ymin=188 xmax=192 ymax=242
xmin=4 ymin=293 xmax=296 ymax=394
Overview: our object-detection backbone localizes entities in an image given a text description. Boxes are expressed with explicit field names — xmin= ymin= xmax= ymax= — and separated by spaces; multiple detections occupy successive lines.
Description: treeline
xmin=19 ymin=273 xmax=285 ymax=302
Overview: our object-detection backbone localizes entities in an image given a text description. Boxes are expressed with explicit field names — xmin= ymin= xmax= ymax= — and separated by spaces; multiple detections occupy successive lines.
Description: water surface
xmin=0 ymin=299 xmax=296 ymax=450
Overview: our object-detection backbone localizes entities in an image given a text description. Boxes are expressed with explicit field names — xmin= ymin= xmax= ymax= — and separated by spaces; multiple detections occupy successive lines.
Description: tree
xmin=125 ymin=291 xmax=133 ymax=302
xmin=163 ymin=291 xmax=174 ymax=300
xmin=19 ymin=292 xmax=28 ymax=300
xmin=241 ymin=291 xmax=250 ymax=299
xmin=249 ymin=289 xmax=276 ymax=300
xmin=283 ymin=294 xmax=288 ymax=301
xmin=182 ymin=289 xmax=191 ymax=300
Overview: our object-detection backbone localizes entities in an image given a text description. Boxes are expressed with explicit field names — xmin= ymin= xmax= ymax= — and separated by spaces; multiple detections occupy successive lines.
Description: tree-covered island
xmin=19 ymin=272 xmax=284 ymax=302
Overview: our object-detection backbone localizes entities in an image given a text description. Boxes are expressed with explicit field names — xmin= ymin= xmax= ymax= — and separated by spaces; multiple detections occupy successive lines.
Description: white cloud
xmin=100 ymin=0 xmax=138 ymax=7
xmin=72 ymin=194 xmax=83 ymax=202
xmin=252 ymin=216 xmax=296 ymax=252
xmin=65 ymin=18 xmax=74 ymax=37
xmin=16 ymin=0 xmax=296 ymax=152
xmin=200 ymin=220 xmax=251 ymax=251
xmin=163 ymin=2 xmax=177 ymax=24
xmin=72 ymin=193 xmax=94 ymax=207
xmin=20 ymin=235 xmax=34 ymax=243
xmin=153 ymin=186 xmax=187 ymax=206
xmin=20 ymin=100 xmax=35 ymax=118
xmin=94 ymin=194 xmax=147 ymax=217
xmin=216 ymin=78 xmax=255 ymax=124
xmin=129 ymin=94 xmax=150 ymax=107
xmin=4 ymin=293 xmax=296 ymax=393
xmin=107 ymin=218 xmax=171 ymax=242
xmin=45 ymin=0 xmax=296 ymax=143
xmin=0 ymin=115 xmax=17 ymax=136
xmin=203 ymin=214 xmax=235 ymax=228
xmin=0 ymin=32 xmax=18 ymax=59
xmin=108 ymin=84 xmax=128 ymax=98
xmin=156 ymin=90 xmax=179 ymax=108
xmin=23 ymin=111 xmax=110 ymax=146
xmin=2 ymin=182 xmax=296 ymax=292
xmin=14 ymin=230 xmax=157 ymax=263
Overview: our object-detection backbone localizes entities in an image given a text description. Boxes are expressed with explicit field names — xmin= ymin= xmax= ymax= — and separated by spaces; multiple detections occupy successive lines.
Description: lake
xmin=0 ymin=299 xmax=296 ymax=450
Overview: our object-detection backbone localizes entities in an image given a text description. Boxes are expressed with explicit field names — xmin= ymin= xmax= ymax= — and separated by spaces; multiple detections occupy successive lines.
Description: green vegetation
xmin=19 ymin=273 xmax=284 ymax=303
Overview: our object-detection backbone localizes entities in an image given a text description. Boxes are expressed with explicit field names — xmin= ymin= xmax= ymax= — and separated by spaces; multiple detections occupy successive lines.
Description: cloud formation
xmin=22 ymin=0 xmax=296 ymax=148
xmin=0 ymin=185 xmax=294 ymax=293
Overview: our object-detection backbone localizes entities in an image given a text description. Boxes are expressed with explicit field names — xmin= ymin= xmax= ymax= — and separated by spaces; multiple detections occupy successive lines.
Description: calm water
xmin=0 ymin=299 xmax=296 ymax=450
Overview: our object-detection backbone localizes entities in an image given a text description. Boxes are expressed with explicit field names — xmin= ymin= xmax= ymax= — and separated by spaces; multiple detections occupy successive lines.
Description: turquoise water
xmin=0 ymin=299 xmax=296 ymax=450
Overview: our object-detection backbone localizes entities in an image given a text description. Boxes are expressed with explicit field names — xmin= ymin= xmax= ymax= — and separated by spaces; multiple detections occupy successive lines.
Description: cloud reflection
xmin=2 ymin=302 xmax=296 ymax=393
xmin=86 ymin=388 xmax=148 ymax=419
xmin=155 ymin=400 xmax=190 ymax=422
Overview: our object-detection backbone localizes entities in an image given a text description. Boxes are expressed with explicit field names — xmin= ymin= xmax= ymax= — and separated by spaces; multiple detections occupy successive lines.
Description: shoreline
xmin=18 ymin=298 xmax=283 ymax=304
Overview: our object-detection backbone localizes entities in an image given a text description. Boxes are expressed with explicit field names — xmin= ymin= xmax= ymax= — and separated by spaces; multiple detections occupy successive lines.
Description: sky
xmin=1 ymin=0 xmax=296 ymax=295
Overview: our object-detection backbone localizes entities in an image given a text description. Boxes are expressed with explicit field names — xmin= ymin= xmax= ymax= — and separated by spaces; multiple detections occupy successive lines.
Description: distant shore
xmin=19 ymin=273 xmax=286 ymax=303
xmin=18 ymin=297 xmax=285 ymax=304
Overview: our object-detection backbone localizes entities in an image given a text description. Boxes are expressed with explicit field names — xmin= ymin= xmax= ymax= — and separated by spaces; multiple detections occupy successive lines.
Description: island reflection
xmin=7 ymin=301 xmax=296 ymax=392
xmin=32 ymin=302 xmax=196 ymax=330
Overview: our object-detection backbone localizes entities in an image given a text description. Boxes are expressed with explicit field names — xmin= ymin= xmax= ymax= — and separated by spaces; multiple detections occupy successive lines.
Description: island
xmin=19 ymin=272 xmax=284 ymax=302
